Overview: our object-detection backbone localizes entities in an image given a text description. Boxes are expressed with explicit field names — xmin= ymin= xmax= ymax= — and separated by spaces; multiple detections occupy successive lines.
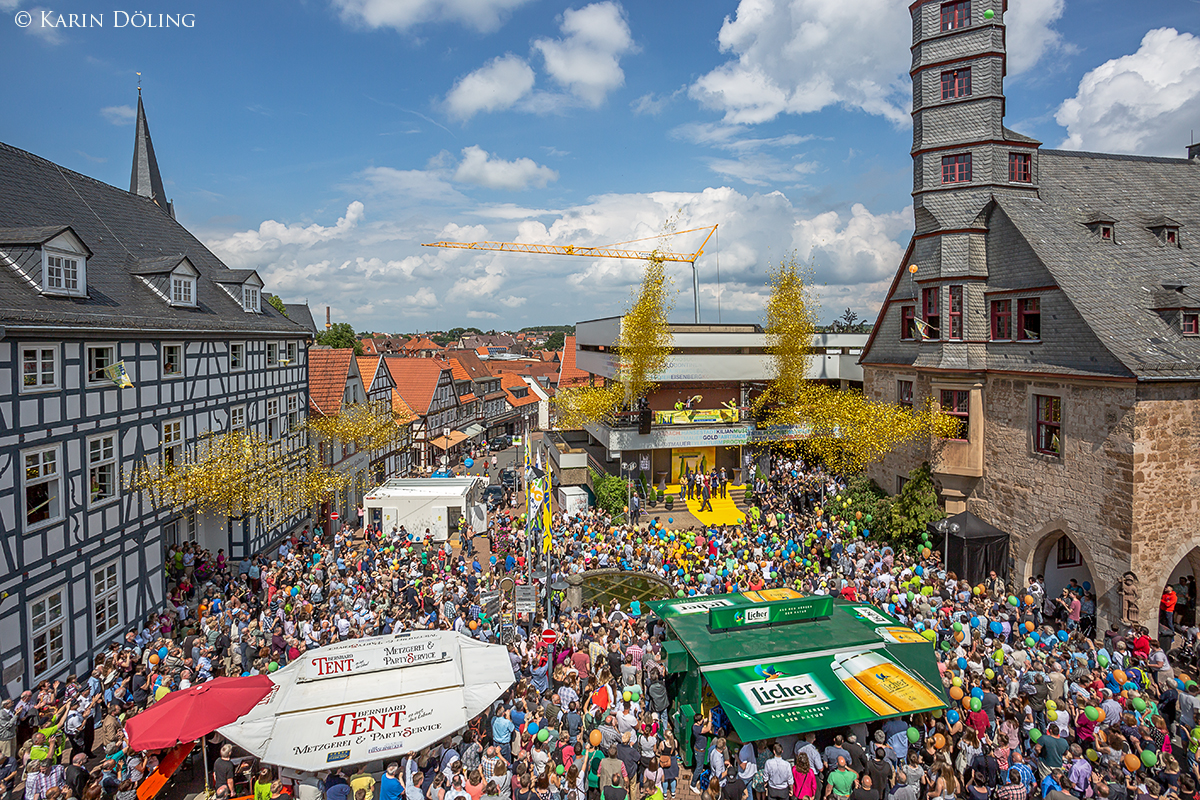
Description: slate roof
xmin=998 ymin=149 xmax=1200 ymax=379
xmin=283 ymin=303 xmax=317 ymax=334
xmin=444 ymin=349 xmax=493 ymax=383
xmin=308 ymin=348 xmax=355 ymax=417
xmin=0 ymin=141 xmax=307 ymax=335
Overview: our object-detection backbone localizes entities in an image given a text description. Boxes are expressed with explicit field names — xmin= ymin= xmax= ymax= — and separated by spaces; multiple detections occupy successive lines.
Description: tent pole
xmin=203 ymin=736 xmax=211 ymax=796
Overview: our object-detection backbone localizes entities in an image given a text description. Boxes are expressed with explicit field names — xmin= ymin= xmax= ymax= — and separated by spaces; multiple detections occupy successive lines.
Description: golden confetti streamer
xmin=753 ymin=256 xmax=956 ymax=472
xmin=554 ymin=253 xmax=675 ymax=427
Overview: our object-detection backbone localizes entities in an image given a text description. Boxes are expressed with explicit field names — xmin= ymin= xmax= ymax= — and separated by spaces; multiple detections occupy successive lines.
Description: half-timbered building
xmin=0 ymin=96 xmax=313 ymax=692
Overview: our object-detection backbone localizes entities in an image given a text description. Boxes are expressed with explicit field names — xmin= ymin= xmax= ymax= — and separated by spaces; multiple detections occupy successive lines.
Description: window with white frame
xmin=44 ymin=253 xmax=84 ymax=295
xmin=21 ymin=345 xmax=58 ymax=391
xmin=162 ymin=420 xmax=183 ymax=471
xmin=287 ymin=395 xmax=300 ymax=431
xmin=88 ymin=434 xmax=117 ymax=505
xmin=30 ymin=589 xmax=66 ymax=680
xmin=24 ymin=446 xmax=61 ymax=528
xmin=230 ymin=342 xmax=245 ymax=371
xmin=267 ymin=342 xmax=279 ymax=367
xmin=163 ymin=519 xmax=180 ymax=548
xmin=267 ymin=398 xmax=280 ymax=440
xmin=231 ymin=405 xmax=246 ymax=430
xmin=171 ymin=276 xmax=195 ymax=306
xmin=86 ymin=345 xmax=115 ymax=384
xmin=93 ymin=562 xmax=120 ymax=639
xmin=243 ymin=285 xmax=260 ymax=312
xmin=286 ymin=341 xmax=298 ymax=364
xmin=185 ymin=511 xmax=197 ymax=543
xmin=162 ymin=344 xmax=183 ymax=377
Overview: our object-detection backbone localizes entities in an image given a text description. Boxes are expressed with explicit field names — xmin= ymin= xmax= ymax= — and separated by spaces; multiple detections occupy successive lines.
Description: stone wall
xmin=864 ymin=366 xmax=933 ymax=495
xmin=1130 ymin=382 xmax=1200 ymax=626
xmin=975 ymin=375 xmax=1136 ymax=629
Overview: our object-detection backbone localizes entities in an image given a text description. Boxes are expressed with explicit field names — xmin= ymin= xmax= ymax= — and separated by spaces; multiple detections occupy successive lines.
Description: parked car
xmin=482 ymin=485 xmax=505 ymax=510
xmin=500 ymin=468 xmax=518 ymax=488
xmin=490 ymin=436 xmax=511 ymax=451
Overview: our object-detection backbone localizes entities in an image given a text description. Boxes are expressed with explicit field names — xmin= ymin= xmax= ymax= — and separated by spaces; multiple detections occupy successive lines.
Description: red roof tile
xmin=557 ymin=335 xmax=591 ymax=388
xmin=384 ymin=355 xmax=449 ymax=416
xmin=500 ymin=374 xmax=540 ymax=408
xmin=308 ymin=348 xmax=355 ymax=417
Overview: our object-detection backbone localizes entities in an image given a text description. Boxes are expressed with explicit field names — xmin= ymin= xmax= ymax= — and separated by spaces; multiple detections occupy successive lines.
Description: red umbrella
xmin=125 ymin=674 xmax=275 ymax=751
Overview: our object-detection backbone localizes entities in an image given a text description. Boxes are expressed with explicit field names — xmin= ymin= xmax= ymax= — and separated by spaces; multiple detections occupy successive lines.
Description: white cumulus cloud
xmin=208 ymin=202 xmax=364 ymax=260
xmin=690 ymin=0 xmax=1066 ymax=126
xmin=100 ymin=105 xmax=137 ymax=125
xmin=532 ymin=1 xmax=634 ymax=107
xmin=453 ymin=146 xmax=558 ymax=190
xmin=330 ymin=0 xmax=533 ymax=33
xmin=1055 ymin=28 xmax=1200 ymax=157
xmin=445 ymin=54 xmax=536 ymax=121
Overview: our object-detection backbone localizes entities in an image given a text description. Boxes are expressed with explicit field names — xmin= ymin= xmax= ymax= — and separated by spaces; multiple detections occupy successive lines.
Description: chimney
xmin=325 ymin=306 xmax=332 ymax=331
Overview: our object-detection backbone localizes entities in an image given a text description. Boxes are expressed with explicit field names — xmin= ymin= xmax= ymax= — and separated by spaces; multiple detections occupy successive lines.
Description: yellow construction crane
xmin=423 ymin=224 xmax=718 ymax=323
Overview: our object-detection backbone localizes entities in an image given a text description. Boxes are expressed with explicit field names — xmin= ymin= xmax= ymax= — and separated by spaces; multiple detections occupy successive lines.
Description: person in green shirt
xmin=253 ymin=767 xmax=274 ymax=800
xmin=825 ymin=757 xmax=857 ymax=800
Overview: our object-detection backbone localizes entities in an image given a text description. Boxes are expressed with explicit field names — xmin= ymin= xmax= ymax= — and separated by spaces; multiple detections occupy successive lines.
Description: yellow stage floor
xmin=663 ymin=484 xmax=746 ymax=527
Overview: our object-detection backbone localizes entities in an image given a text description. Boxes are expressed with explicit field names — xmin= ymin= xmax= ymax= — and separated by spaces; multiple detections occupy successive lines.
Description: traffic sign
xmin=542 ymin=629 xmax=557 ymax=646
xmin=515 ymin=585 xmax=536 ymax=614
xmin=330 ymin=512 xmax=339 ymax=520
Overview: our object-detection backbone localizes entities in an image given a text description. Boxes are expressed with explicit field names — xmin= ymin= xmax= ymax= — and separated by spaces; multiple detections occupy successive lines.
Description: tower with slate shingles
xmin=861 ymin=0 xmax=1200 ymax=634
xmin=130 ymin=90 xmax=173 ymax=218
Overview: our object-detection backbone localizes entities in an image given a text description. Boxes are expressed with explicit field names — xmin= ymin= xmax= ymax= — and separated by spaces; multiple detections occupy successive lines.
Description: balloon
xmin=149 ymin=654 xmax=159 ymax=665
xmin=970 ymin=698 xmax=982 ymax=712
xmin=668 ymin=518 xmax=673 ymax=524
xmin=1132 ymin=697 xmax=1146 ymax=712
xmin=528 ymin=723 xmax=539 ymax=735
xmin=556 ymin=766 xmax=565 ymax=775
xmin=1044 ymin=700 xmax=1057 ymax=715
xmin=971 ymin=617 xmax=980 ymax=628
xmin=951 ymin=675 xmax=962 ymax=687
xmin=990 ymin=621 xmax=1003 ymax=634
xmin=947 ymin=710 xmax=960 ymax=725
xmin=465 ymin=457 xmax=474 ymax=468
xmin=1085 ymin=706 xmax=1100 ymax=721
xmin=984 ymin=8 xmax=995 ymax=19
xmin=1026 ymin=636 xmax=1036 ymax=647
xmin=984 ymin=668 xmax=995 ymax=680
xmin=469 ymin=620 xmax=478 ymax=630
xmin=953 ymin=622 xmax=964 ymax=633
xmin=1029 ymin=729 xmax=1042 ymax=743
xmin=538 ymin=729 xmax=549 ymax=742
xmin=1008 ymin=595 xmax=1019 ymax=607
xmin=1098 ymin=653 xmax=1110 ymax=667
xmin=950 ymin=687 xmax=964 ymax=701
xmin=268 ymin=662 xmax=279 ymax=672
xmin=159 ymin=647 xmax=168 ymax=659
xmin=590 ymin=730 xmax=603 ymax=747
xmin=623 ymin=691 xmax=632 ymax=702
xmin=933 ymin=734 xmax=946 ymax=750
xmin=291 ymin=586 xmax=299 ymax=596
xmin=1140 ymin=750 xmax=1157 ymax=768
xmin=957 ymin=656 xmax=967 ymax=669
xmin=1123 ymin=754 xmax=1141 ymax=772
xmin=1024 ymin=621 xmax=1034 ymax=632
xmin=971 ymin=687 xmax=983 ymax=699
xmin=1057 ymin=630 xmax=1069 ymax=642
xmin=1113 ymin=670 xmax=1127 ymax=685
xmin=1086 ymin=749 xmax=1098 ymax=763
xmin=907 ymin=727 xmax=920 ymax=744
xmin=1024 ymin=595 xmax=1034 ymax=606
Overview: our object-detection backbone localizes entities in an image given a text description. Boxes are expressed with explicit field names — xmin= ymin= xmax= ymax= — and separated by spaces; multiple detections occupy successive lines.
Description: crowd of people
xmin=1 ymin=458 xmax=1198 ymax=800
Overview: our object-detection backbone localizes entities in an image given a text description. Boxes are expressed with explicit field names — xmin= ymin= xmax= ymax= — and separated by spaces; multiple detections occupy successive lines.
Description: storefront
xmin=647 ymin=592 xmax=948 ymax=763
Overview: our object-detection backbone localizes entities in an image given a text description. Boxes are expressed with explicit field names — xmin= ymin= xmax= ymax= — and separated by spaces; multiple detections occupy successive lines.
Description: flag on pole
xmin=103 ymin=361 xmax=134 ymax=388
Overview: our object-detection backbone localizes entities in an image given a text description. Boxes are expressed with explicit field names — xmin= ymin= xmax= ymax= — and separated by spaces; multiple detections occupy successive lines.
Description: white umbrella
xmin=219 ymin=630 xmax=515 ymax=771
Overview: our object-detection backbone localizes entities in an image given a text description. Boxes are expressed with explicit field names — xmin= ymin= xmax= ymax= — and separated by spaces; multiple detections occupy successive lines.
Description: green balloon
xmin=1140 ymin=750 xmax=1157 ymax=768
xmin=556 ymin=766 xmax=565 ymax=775
xmin=538 ymin=729 xmax=549 ymax=742
xmin=970 ymin=698 xmax=982 ymax=712
xmin=907 ymin=727 xmax=920 ymax=744
xmin=1029 ymin=729 xmax=1042 ymax=743
xmin=984 ymin=8 xmax=995 ymax=19
xmin=1132 ymin=697 xmax=1147 ymax=712
xmin=1085 ymin=706 xmax=1100 ymax=722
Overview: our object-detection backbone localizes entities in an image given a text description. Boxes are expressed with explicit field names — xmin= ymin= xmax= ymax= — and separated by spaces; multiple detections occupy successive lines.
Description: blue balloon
xmin=971 ymin=687 xmax=983 ymax=699
xmin=1057 ymin=630 xmax=1069 ymax=642
xmin=464 ymin=457 xmax=474 ymax=468
xmin=989 ymin=621 xmax=1003 ymax=634
xmin=970 ymin=616 xmax=981 ymax=628
xmin=947 ymin=709 xmax=960 ymax=724
xmin=1082 ymin=581 xmax=1091 ymax=591
xmin=957 ymin=657 xmax=968 ymax=670
xmin=159 ymin=647 xmax=168 ymax=659
xmin=668 ymin=518 xmax=673 ymax=524
xmin=915 ymin=566 xmax=924 ymax=576
xmin=528 ymin=723 xmax=539 ymax=735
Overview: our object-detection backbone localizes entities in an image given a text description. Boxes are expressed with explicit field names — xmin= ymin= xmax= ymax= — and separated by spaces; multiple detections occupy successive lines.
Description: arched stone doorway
xmin=1155 ymin=545 xmax=1200 ymax=647
xmin=1022 ymin=522 xmax=1102 ymax=633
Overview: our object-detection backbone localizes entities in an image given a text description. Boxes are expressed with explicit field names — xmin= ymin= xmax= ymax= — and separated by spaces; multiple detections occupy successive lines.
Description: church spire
xmin=129 ymin=88 xmax=173 ymax=218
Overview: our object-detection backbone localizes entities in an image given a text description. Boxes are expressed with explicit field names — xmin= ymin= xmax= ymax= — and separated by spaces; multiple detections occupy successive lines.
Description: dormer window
xmin=171 ymin=276 xmax=195 ymax=306
xmin=1183 ymin=313 xmax=1199 ymax=336
xmin=243 ymin=286 xmax=260 ymax=312
xmin=1100 ymin=225 xmax=1113 ymax=241
xmin=1166 ymin=229 xmax=1179 ymax=245
xmin=46 ymin=254 xmax=80 ymax=292
xmin=1084 ymin=215 xmax=1117 ymax=242
xmin=41 ymin=232 xmax=90 ymax=297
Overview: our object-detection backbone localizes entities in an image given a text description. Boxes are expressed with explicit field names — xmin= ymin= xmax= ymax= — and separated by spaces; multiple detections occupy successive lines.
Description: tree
xmin=888 ymin=462 xmax=945 ymax=550
xmin=591 ymin=468 xmax=629 ymax=517
xmin=544 ymin=331 xmax=566 ymax=352
xmin=267 ymin=294 xmax=289 ymax=317
xmin=316 ymin=322 xmax=364 ymax=355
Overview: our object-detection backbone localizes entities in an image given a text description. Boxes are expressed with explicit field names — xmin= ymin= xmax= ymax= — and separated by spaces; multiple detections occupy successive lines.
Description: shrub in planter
xmin=664 ymin=495 xmax=675 ymax=511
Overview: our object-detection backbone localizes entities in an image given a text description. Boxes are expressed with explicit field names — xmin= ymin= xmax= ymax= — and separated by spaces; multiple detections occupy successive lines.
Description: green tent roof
xmin=647 ymin=593 xmax=948 ymax=740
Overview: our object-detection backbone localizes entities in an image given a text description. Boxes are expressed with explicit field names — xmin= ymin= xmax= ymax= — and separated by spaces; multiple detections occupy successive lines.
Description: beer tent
xmin=219 ymin=630 xmax=514 ymax=771
xmin=647 ymin=592 xmax=948 ymax=757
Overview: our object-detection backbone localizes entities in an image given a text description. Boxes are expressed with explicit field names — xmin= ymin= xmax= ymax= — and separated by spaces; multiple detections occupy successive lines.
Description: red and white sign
xmin=330 ymin=512 xmax=339 ymax=520
xmin=542 ymin=629 xmax=557 ymax=646
xmin=297 ymin=631 xmax=448 ymax=683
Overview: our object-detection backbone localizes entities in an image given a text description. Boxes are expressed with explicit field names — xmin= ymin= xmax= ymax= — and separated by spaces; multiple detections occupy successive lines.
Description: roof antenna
xmin=137 ymin=71 xmax=142 ymax=94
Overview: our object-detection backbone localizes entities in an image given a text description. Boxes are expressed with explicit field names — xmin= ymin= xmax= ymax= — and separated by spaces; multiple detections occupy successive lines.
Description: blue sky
xmin=3 ymin=0 xmax=1198 ymax=331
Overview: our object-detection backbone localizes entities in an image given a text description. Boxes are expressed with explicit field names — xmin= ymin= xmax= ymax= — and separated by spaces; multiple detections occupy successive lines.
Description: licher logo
xmin=743 ymin=607 xmax=770 ymax=624
xmin=326 ymin=750 xmax=350 ymax=763
xmin=754 ymin=664 xmax=783 ymax=680
xmin=739 ymin=673 xmax=831 ymax=713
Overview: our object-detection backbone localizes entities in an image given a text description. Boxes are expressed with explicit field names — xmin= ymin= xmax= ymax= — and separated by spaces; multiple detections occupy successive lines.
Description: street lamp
xmin=621 ymin=460 xmax=638 ymax=523
xmin=934 ymin=518 xmax=960 ymax=567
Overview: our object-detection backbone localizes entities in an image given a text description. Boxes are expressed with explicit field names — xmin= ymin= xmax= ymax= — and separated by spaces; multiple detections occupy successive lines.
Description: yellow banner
xmin=654 ymin=408 xmax=739 ymax=425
